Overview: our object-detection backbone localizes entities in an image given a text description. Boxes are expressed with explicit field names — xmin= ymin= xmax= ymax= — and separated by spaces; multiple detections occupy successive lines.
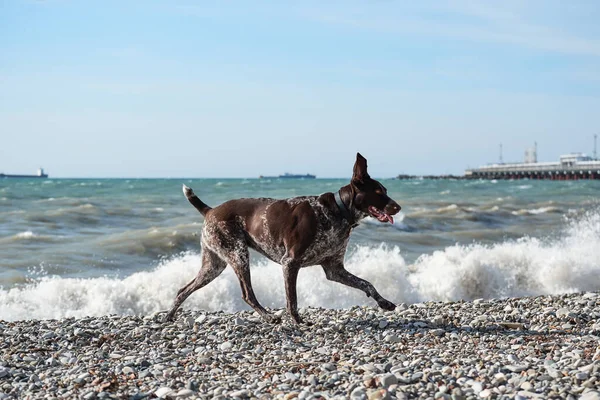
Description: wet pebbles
xmin=1 ymin=292 xmax=600 ymax=399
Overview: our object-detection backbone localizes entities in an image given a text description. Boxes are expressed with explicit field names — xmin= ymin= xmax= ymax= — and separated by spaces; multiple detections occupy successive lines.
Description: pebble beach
xmin=2 ymin=292 xmax=600 ymax=400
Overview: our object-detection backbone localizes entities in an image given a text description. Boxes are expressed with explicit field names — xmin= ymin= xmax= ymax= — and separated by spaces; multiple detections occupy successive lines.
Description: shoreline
xmin=1 ymin=292 xmax=599 ymax=399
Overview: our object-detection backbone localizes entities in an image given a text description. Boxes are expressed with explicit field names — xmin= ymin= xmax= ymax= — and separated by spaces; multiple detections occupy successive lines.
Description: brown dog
xmin=166 ymin=153 xmax=401 ymax=324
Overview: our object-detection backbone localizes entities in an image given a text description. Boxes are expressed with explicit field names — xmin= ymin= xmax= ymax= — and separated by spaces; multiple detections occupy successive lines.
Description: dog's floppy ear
xmin=352 ymin=152 xmax=370 ymax=183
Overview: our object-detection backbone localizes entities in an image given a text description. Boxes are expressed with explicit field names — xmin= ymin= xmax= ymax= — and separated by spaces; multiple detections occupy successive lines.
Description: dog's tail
xmin=182 ymin=184 xmax=212 ymax=216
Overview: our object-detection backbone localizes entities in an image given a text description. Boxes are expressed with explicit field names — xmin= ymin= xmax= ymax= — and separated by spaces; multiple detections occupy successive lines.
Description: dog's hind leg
xmin=165 ymin=248 xmax=226 ymax=321
xmin=227 ymin=248 xmax=281 ymax=324
xmin=210 ymin=223 xmax=280 ymax=323
xmin=321 ymin=259 xmax=396 ymax=311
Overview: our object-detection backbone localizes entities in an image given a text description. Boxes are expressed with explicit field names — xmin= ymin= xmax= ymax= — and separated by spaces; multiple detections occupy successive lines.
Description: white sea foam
xmin=437 ymin=204 xmax=459 ymax=213
xmin=15 ymin=231 xmax=36 ymax=239
xmin=1 ymin=231 xmax=63 ymax=244
xmin=0 ymin=211 xmax=599 ymax=321
xmin=512 ymin=206 xmax=559 ymax=216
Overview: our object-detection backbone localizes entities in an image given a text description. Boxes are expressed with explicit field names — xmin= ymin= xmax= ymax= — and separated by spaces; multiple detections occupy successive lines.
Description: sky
xmin=1 ymin=0 xmax=600 ymax=178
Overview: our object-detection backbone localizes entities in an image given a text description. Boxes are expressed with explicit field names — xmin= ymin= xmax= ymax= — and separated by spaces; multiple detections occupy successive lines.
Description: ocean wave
xmin=1 ymin=210 xmax=599 ymax=321
xmin=0 ymin=231 xmax=63 ymax=244
xmin=465 ymin=180 xmax=495 ymax=186
xmin=404 ymin=201 xmax=563 ymax=223
xmin=511 ymin=206 xmax=560 ymax=216
xmin=92 ymin=224 xmax=201 ymax=256
xmin=25 ymin=204 xmax=102 ymax=225
xmin=436 ymin=204 xmax=459 ymax=213
xmin=35 ymin=197 xmax=90 ymax=206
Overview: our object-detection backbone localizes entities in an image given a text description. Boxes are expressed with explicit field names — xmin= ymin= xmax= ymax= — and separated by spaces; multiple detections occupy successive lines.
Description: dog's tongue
xmin=377 ymin=213 xmax=394 ymax=224
xmin=370 ymin=206 xmax=394 ymax=224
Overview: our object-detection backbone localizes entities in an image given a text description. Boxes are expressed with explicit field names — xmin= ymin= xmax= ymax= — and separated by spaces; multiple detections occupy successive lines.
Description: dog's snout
xmin=386 ymin=202 xmax=401 ymax=214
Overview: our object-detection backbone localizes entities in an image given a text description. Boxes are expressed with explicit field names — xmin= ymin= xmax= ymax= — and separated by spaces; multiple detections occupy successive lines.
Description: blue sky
xmin=1 ymin=0 xmax=599 ymax=178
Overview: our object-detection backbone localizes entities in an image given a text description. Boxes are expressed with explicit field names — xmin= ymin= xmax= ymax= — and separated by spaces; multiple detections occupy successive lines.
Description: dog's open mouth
xmin=368 ymin=206 xmax=394 ymax=224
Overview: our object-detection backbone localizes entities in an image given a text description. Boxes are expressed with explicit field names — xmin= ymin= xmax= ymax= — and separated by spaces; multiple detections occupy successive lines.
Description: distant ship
xmin=0 ymin=168 xmax=48 ymax=179
xmin=259 ymin=172 xmax=316 ymax=179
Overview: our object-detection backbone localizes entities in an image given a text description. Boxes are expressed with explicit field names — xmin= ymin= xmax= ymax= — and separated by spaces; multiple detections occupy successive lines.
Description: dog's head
xmin=350 ymin=153 xmax=401 ymax=224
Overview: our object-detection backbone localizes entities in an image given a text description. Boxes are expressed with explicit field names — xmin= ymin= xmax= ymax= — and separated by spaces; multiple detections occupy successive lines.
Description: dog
xmin=166 ymin=153 xmax=401 ymax=324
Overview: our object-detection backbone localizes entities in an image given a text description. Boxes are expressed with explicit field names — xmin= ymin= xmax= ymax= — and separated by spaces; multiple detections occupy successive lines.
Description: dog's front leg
xmin=283 ymin=265 xmax=306 ymax=324
xmin=321 ymin=259 xmax=396 ymax=311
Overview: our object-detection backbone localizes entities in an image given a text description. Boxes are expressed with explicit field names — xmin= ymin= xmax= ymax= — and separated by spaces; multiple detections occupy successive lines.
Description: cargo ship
xmin=259 ymin=173 xmax=316 ymax=179
xmin=0 ymin=168 xmax=48 ymax=179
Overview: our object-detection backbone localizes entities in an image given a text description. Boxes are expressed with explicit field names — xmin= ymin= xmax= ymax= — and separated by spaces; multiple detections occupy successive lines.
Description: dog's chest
xmin=252 ymin=197 xmax=349 ymax=266
xmin=301 ymin=225 xmax=349 ymax=265
xmin=300 ymin=201 xmax=349 ymax=263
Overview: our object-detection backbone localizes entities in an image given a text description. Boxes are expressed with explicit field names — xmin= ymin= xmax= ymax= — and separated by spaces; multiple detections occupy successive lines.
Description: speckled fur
xmin=166 ymin=154 xmax=401 ymax=324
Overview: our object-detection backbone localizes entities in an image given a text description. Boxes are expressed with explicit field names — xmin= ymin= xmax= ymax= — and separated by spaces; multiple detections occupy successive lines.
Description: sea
xmin=1 ymin=177 xmax=599 ymax=321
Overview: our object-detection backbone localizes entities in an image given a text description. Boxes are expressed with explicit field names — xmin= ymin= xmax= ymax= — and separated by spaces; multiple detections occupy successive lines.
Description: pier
xmin=398 ymin=137 xmax=600 ymax=180
xmin=465 ymin=153 xmax=600 ymax=180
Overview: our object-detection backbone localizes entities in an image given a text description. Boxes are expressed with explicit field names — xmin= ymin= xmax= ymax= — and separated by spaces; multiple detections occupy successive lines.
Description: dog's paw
xmin=378 ymin=299 xmax=396 ymax=311
xmin=163 ymin=312 xmax=175 ymax=323
xmin=264 ymin=314 xmax=282 ymax=324
xmin=290 ymin=314 xmax=312 ymax=326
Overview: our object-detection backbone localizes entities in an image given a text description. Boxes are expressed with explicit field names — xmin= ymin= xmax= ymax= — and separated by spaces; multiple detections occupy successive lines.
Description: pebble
xmin=0 ymin=292 xmax=599 ymax=399
xmin=219 ymin=341 xmax=233 ymax=351
xmin=229 ymin=389 xmax=250 ymax=397
xmin=520 ymin=381 xmax=533 ymax=391
xmin=175 ymin=389 xmax=194 ymax=397
xmin=122 ymin=366 xmax=135 ymax=375
xmin=580 ymin=391 xmax=600 ymax=400
xmin=194 ymin=314 xmax=206 ymax=324
xmin=154 ymin=387 xmax=173 ymax=398
xmin=377 ymin=373 xmax=397 ymax=388
xmin=384 ymin=334 xmax=401 ymax=343
xmin=578 ymin=372 xmax=590 ymax=380
xmin=556 ymin=307 xmax=570 ymax=317
xmin=351 ymin=387 xmax=368 ymax=399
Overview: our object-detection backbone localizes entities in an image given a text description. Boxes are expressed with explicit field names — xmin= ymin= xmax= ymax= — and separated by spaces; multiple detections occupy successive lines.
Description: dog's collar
xmin=334 ymin=191 xmax=358 ymax=228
